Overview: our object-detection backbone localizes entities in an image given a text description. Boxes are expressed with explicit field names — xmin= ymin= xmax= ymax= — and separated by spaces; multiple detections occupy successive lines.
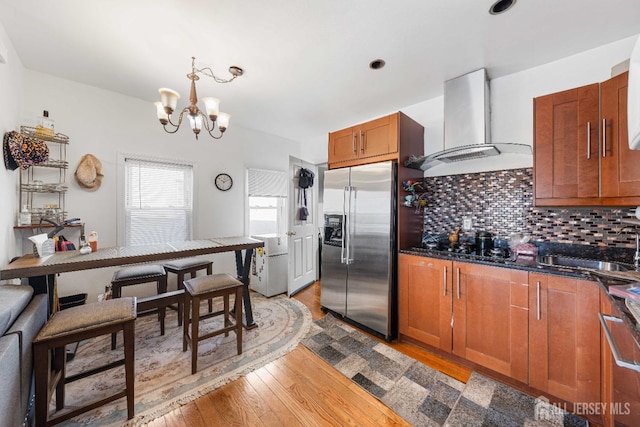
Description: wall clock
xmin=214 ymin=173 xmax=233 ymax=191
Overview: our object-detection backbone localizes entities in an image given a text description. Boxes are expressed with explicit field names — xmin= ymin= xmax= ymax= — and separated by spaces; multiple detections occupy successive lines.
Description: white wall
xmin=16 ymin=70 xmax=302 ymax=301
xmin=0 ymin=23 xmax=23 ymax=282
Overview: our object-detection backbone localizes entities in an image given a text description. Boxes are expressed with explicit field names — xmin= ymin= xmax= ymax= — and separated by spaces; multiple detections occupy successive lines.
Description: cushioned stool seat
xmin=112 ymin=264 xmax=166 ymax=283
xmin=163 ymin=257 xmax=213 ymax=326
xmin=110 ymin=264 xmax=167 ymax=349
xmin=164 ymin=257 xmax=212 ymax=273
xmin=33 ymin=297 xmax=136 ymax=426
xmin=183 ymin=273 xmax=243 ymax=374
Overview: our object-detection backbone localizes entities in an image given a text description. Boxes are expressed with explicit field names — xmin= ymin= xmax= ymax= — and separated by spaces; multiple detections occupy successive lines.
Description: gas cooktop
xmin=407 ymin=245 xmax=512 ymax=260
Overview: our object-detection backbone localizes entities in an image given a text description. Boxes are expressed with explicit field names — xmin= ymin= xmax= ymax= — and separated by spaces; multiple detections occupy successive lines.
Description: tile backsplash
xmin=418 ymin=168 xmax=638 ymax=249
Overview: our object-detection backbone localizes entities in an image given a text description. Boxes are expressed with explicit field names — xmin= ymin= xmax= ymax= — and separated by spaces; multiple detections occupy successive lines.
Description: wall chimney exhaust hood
xmin=405 ymin=68 xmax=532 ymax=171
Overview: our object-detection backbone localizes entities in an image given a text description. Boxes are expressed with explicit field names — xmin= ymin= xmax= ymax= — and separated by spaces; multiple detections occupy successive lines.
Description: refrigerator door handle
xmin=341 ymin=186 xmax=348 ymax=264
xmin=346 ymin=185 xmax=355 ymax=264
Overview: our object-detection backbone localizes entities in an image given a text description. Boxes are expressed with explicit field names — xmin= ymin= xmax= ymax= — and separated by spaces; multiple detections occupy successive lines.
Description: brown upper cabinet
xmin=534 ymin=83 xmax=599 ymax=203
xmin=328 ymin=114 xmax=398 ymax=165
xmin=534 ymin=72 xmax=640 ymax=206
xmin=328 ymin=112 xmax=425 ymax=249
xmin=328 ymin=112 xmax=423 ymax=169
xmin=600 ymin=72 xmax=640 ymax=200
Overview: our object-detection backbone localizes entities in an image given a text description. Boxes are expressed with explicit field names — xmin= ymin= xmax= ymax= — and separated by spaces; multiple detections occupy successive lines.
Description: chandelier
xmin=154 ymin=57 xmax=243 ymax=140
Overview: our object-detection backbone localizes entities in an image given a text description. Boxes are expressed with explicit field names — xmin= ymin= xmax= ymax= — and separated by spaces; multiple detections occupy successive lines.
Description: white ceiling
xmin=2 ymin=0 xmax=640 ymax=144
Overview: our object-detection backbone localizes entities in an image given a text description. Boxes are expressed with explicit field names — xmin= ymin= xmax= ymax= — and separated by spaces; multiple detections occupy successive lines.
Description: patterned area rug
xmin=302 ymin=314 xmax=587 ymax=426
xmin=56 ymin=294 xmax=311 ymax=426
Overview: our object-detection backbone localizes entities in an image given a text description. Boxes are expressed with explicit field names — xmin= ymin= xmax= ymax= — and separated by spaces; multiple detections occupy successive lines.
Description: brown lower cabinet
xmin=398 ymin=255 xmax=529 ymax=382
xmin=528 ymin=273 xmax=601 ymax=405
xmin=600 ymin=290 xmax=640 ymax=426
xmin=399 ymin=254 xmax=608 ymax=415
xmin=453 ymin=261 xmax=529 ymax=383
xmin=398 ymin=255 xmax=452 ymax=350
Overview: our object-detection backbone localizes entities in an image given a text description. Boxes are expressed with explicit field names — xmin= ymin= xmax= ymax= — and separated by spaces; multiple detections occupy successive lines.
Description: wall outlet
xmin=462 ymin=217 xmax=472 ymax=231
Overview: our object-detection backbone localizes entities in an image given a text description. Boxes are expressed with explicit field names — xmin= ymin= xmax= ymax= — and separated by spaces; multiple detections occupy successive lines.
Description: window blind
xmin=247 ymin=168 xmax=287 ymax=197
xmin=124 ymin=157 xmax=193 ymax=246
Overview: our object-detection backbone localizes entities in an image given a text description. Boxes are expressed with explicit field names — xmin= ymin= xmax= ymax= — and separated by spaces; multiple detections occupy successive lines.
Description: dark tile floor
xmin=303 ymin=314 xmax=588 ymax=427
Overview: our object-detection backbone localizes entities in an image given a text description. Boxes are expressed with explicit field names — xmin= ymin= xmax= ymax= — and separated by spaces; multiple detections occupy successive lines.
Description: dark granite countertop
xmin=400 ymin=246 xmax=587 ymax=278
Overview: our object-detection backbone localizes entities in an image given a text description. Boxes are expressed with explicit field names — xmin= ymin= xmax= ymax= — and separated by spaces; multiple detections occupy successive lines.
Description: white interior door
xmin=287 ymin=156 xmax=318 ymax=296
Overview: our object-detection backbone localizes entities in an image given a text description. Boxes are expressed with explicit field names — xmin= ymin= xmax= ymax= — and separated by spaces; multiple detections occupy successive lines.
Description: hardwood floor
xmin=151 ymin=281 xmax=471 ymax=426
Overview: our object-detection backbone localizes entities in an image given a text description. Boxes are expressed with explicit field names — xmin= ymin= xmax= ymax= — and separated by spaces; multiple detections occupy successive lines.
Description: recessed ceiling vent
xmin=489 ymin=0 xmax=517 ymax=15
xmin=369 ymin=59 xmax=386 ymax=70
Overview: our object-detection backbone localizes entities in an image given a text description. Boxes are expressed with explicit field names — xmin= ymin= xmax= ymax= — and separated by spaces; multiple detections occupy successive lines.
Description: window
xmin=124 ymin=157 xmax=194 ymax=246
xmin=247 ymin=169 xmax=287 ymax=236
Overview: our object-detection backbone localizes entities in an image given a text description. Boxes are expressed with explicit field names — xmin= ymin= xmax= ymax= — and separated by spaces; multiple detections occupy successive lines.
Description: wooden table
xmin=1 ymin=236 xmax=264 ymax=329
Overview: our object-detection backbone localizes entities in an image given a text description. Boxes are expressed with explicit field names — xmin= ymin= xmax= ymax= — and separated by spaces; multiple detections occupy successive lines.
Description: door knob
xmin=286 ymin=231 xmax=297 ymax=236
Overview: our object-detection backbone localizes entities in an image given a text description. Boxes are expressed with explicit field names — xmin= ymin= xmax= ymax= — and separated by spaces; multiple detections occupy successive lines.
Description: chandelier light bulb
xmin=217 ymin=112 xmax=231 ymax=132
xmin=154 ymin=102 xmax=169 ymax=124
xmin=202 ymin=97 xmax=220 ymax=120
xmin=188 ymin=113 xmax=202 ymax=131
xmin=158 ymin=88 xmax=180 ymax=114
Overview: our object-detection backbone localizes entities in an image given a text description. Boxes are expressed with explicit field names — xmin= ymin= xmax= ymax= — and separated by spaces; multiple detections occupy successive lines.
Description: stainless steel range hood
xmin=405 ymin=68 xmax=532 ymax=172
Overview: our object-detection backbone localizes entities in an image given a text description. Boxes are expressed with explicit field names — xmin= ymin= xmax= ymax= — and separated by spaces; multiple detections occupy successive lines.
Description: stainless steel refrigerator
xmin=321 ymin=161 xmax=396 ymax=340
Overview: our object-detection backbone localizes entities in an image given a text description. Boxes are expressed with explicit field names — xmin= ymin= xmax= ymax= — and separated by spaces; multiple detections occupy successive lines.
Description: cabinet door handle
xmin=536 ymin=281 xmax=541 ymax=320
xmin=586 ymin=122 xmax=591 ymax=160
xmin=443 ymin=266 xmax=447 ymax=297
xmin=456 ymin=268 xmax=460 ymax=299
xmin=599 ymin=313 xmax=640 ymax=372
xmin=352 ymin=133 xmax=357 ymax=154
xmin=360 ymin=131 xmax=365 ymax=153
xmin=602 ymin=118 xmax=607 ymax=158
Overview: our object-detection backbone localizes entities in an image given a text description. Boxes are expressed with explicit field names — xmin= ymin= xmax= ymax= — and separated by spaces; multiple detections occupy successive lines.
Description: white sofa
xmin=0 ymin=285 xmax=47 ymax=427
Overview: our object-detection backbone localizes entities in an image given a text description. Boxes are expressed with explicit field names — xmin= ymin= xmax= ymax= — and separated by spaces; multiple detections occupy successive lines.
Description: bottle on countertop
xmin=35 ymin=110 xmax=55 ymax=137
xmin=88 ymin=231 xmax=98 ymax=252
xmin=19 ymin=205 xmax=31 ymax=226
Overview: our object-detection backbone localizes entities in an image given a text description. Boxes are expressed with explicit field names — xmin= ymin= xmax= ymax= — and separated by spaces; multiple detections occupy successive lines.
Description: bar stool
xmin=183 ymin=273 xmax=243 ymax=374
xmin=110 ymin=264 xmax=167 ymax=349
xmin=33 ymin=297 xmax=136 ymax=426
xmin=163 ymin=257 xmax=213 ymax=326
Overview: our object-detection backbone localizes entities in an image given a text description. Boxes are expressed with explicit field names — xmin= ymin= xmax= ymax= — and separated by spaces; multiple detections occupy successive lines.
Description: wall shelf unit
xmin=16 ymin=126 xmax=70 ymax=228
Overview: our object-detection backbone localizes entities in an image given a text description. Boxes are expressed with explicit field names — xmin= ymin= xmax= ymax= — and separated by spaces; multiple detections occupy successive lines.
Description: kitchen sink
xmin=537 ymin=254 xmax=629 ymax=272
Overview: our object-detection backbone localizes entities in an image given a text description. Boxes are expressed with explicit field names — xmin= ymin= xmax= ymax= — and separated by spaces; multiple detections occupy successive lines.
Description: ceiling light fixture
xmin=155 ymin=57 xmax=243 ymax=140
xmin=489 ymin=0 xmax=516 ymax=15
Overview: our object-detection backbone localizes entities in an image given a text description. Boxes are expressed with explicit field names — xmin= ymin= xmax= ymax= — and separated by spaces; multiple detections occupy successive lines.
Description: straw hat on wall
xmin=74 ymin=154 xmax=103 ymax=191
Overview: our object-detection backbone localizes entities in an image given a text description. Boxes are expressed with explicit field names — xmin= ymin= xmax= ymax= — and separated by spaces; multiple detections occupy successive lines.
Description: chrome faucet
xmin=616 ymin=225 xmax=640 ymax=271
xmin=634 ymin=231 xmax=640 ymax=271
